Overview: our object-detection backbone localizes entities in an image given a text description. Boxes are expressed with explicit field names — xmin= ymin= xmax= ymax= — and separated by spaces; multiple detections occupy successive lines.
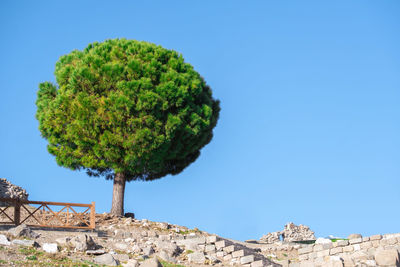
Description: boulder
xmin=154 ymin=241 xmax=179 ymax=256
xmin=94 ymin=253 xmax=118 ymax=266
xmin=143 ymin=246 xmax=155 ymax=256
xmin=374 ymin=249 xmax=399 ymax=266
xmin=8 ymin=224 xmax=39 ymax=239
xmin=69 ymin=234 xmax=96 ymax=251
xmin=188 ymin=251 xmax=206 ymax=264
xmin=140 ymin=257 xmax=162 ymax=267
xmin=157 ymin=250 xmax=177 ymax=263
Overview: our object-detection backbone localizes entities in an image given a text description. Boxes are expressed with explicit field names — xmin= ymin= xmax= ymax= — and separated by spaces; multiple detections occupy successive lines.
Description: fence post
xmin=14 ymin=199 xmax=20 ymax=226
xmin=90 ymin=202 xmax=95 ymax=229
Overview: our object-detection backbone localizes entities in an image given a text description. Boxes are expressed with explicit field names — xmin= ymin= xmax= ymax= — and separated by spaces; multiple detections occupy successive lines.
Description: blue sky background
xmin=1 ymin=1 xmax=399 ymax=241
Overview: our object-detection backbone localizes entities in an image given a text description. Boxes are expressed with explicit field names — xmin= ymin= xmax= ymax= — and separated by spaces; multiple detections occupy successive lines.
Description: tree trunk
xmin=110 ymin=172 xmax=126 ymax=216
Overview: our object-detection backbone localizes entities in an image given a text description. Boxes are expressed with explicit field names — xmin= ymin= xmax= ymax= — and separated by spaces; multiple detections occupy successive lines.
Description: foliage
xmin=36 ymin=38 xmax=220 ymax=181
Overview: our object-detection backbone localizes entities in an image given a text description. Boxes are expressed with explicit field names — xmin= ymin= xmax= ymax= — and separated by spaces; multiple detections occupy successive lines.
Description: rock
xmin=114 ymin=254 xmax=130 ymax=262
xmin=143 ymin=246 xmax=154 ymax=256
xmin=69 ymin=234 xmax=96 ymax=251
xmin=0 ymin=178 xmax=28 ymax=200
xmin=0 ymin=234 xmax=10 ymax=246
xmin=260 ymin=222 xmax=315 ymax=243
xmin=11 ymin=239 xmax=39 ymax=247
xmin=123 ymin=259 xmax=139 ymax=267
xmin=86 ymin=249 xmax=105 ymax=255
xmin=240 ymin=255 xmax=255 ymax=264
xmin=8 ymin=224 xmax=39 ymax=239
xmin=114 ymin=242 xmax=129 ymax=251
xmin=157 ymin=250 xmax=176 ymax=263
xmin=43 ymin=243 xmax=58 ymax=253
xmin=374 ymin=249 xmax=399 ymax=266
xmin=55 ymin=237 xmax=70 ymax=245
xmin=188 ymin=251 xmax=206 ymax=264
xmin=140 ymin=257 xmax=162 ymax=267
xmin=132 ymin=244 xmax=142 ymax=253
xmin=315 ymin=238 xmax=332 ymax=244
xmin=124 ymin=212 xmax=135 ymax=218
xmin=154 ymin=241 xmax=179 ymax=256
xmin=94 ymin=253 xmax=118 ymax=266
xmin=348 ymin=233 xmax=362 ymax=239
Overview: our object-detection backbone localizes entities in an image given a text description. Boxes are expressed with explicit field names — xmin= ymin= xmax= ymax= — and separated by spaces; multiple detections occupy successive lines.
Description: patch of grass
xmin=185 ymin=250 xmax=194 ymax=254
xmin=293 ymin=240 xmax=315 ymax=244
xmin=26 ymin=255 xmax=37 ymax=260
xmin=330 ymin=238 xmax=348 ymax=242
xmin=283 ymin=253 xmax=288 ymax=257
xmin=159 ymin=259 xmax=185 ymax=267
xmin=0 ymin=259 xmax=7 ymax=264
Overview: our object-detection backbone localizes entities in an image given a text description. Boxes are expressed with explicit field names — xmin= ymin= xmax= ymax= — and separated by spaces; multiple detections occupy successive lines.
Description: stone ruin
xmin=260 ymin=222 xmax=315 ymax=243
xmin=0 ymin=178 xmax=28 ymax=201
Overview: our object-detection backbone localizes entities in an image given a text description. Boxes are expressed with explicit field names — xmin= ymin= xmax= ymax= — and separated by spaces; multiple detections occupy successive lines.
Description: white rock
xmin=43 ymin=243 xmax=58 ymax=253
xmin=315 ymin=237 xmax=332 ymax=244
xmin=0 ymin=234 xmax=10 ymax=246
xmin=188 ymin=251 xmax=206 ymax=264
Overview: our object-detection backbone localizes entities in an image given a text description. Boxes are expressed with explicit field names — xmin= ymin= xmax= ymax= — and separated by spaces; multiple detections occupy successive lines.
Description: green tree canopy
xmin=36 ymin=39 xmax=220 ymax=185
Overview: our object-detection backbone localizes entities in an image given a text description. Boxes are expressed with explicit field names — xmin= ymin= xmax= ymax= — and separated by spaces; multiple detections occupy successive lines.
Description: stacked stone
xmin=260 ymin=222 xmax=315 ymax=244
xmin=295 ymin=233 xmax=400 ymax=267
xmin=176 ymin=235 xmax=278 ymax=266
xmin=282 ymin=222 xmax=315 ymax=242
xmin=0 ymin=178 xmax=28 ymax=200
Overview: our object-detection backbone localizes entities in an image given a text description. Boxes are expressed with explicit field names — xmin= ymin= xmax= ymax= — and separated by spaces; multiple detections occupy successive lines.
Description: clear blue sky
xmin=1 ymin=1 xmax=399 ymax=241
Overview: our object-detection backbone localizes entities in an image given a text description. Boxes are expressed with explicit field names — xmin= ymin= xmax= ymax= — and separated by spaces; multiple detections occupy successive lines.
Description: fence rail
xmin=0 ymin=198 xmax=95 ymax=230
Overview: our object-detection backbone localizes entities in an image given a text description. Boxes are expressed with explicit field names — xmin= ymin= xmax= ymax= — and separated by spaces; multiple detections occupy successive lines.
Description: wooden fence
xmin=0 ymin=198 xmax=95 ymax=230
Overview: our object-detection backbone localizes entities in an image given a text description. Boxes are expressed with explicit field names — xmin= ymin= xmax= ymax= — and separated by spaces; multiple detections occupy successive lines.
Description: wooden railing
xmin=0 ymin=198 xmax=95 ymax=230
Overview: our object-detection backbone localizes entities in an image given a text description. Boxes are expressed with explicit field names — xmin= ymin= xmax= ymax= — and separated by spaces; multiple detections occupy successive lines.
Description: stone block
xmin=374 ymin=249 xmax=399 ymax=266
xmin=232 ymin=249 xmax=244 ymax=258
xmin=387 ymin=237 xmax=398 ymax=245
xmin=348 ymin=234 xmax=362 ymax=239
xmin=188 ymin=251 xmax=206 ymax=264
xmin=330 ymin=247 xmax=342 ymax=255
xmin=205 ymin=244 xmax=215 ymax=253
xmin=313 ymin=244 xmax=323 ymax=252
xmin=216 ymin=251 xmax=225 ymax=257
xmin=215 ymin=240 xmax=226 ymax=250
xmin=299 ymin=260 xmax=314 ymax=267
xmin=343 ymin=245 xmax=354 ymax=252
xmin=223 ymin=254 xmax=232 ymax=261
xmin=360 ymin=241 xmax=372 ymax=250
xmin=298 ymin=246 xmax=313 ymax=254
xmin=371 ymin=240 xmax=380 ymax=248
xmin=353 ymin=244 xmax=361 ymax=251
xmin=362 ymin=237 xmax=370 ymax=242
xmin=206 ymin=235 xmax=218 ymax=244
xmin=369 ymin=234 xmax=382 ymax=241
xmin=298 ymin=254 xmax=308 ymax=261
xmin=317 ymin=249 xmax=329 ymax=258
xmin=251 ymin=260 xmax=264 ymax=267
xmin=223 ymin=245 xmax=235 ymax=253
xmin=240 ymin=255 xmax=255 ymax=265
xmin=349 ymin=238 xmax=362 ymax=244
xmin=336 ymin=240 xmax=349 ymax=247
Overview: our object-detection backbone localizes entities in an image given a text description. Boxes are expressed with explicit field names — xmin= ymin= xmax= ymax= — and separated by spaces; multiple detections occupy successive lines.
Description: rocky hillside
xmin=0 ymin=215 xmax=399 ymax=267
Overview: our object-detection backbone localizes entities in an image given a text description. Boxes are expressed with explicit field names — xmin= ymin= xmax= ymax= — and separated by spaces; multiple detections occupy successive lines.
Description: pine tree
xmin=36 ymin=39 xmax=220 ymax=215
